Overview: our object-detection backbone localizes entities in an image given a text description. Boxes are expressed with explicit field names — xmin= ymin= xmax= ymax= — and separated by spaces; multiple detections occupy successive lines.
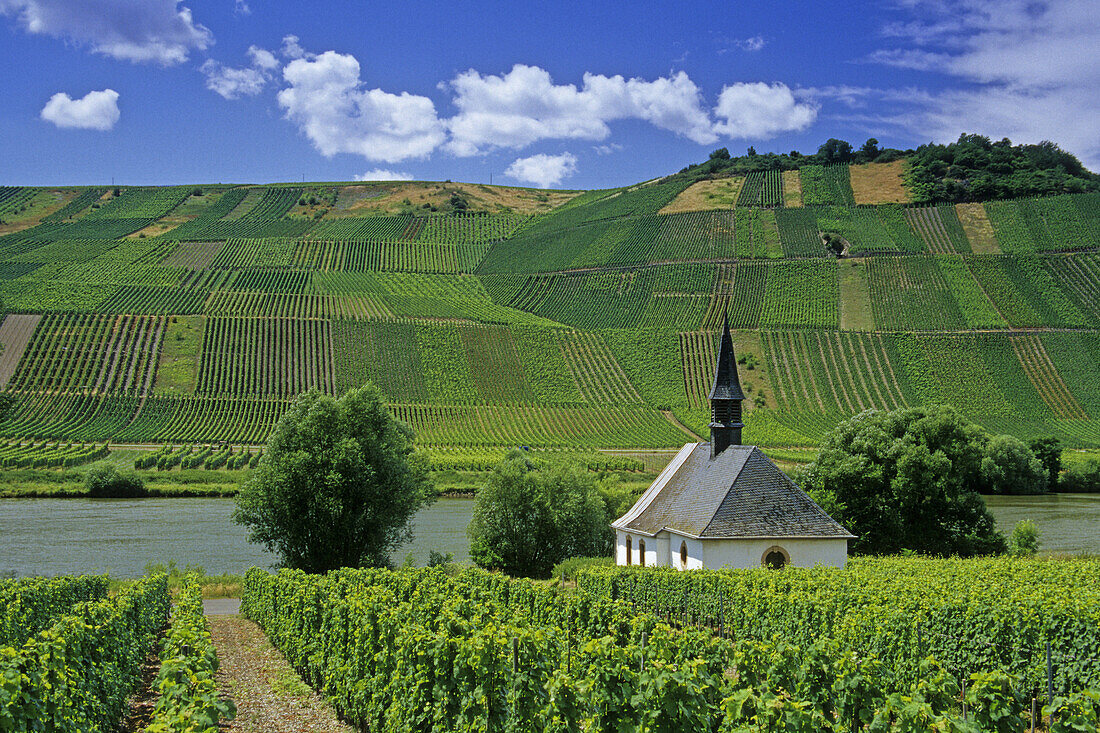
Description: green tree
xmin=1060 ymin=459 xmax=1100 ymax=493
xmin=981 ymin=434 xmax=1047 ymax=494
xmin=234 ymin=386 xmax=433 ymax=572
xmin=468 ymin=451 xmax=611 ymax=578
xmin=859 ymin=138 xmax=880 ymax=161
xmin=817 ymin=138 xmax=853 ymax=164
xmin=1028 ymin=437 xmax=1062 ymax=489
xmin=799 ymin=405 xmax=1007 ymax=556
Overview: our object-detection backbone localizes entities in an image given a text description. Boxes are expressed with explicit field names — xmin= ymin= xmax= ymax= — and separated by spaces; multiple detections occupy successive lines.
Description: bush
xmin=1009 ymin=520 xmax=1041 ymax=556
xmin=1059 ymin=459 xmax=1100 ymax=493
xmin=85 ymin=464 xmax=147 ymax=497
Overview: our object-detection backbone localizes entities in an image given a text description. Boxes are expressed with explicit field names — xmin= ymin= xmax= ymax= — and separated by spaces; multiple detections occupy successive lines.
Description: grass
xmin=956 ymin=203 xmax=1000 ymax=253
xmin=658 ymin=178 xmax=743 ymax=213
xmin=108 ymin=562 xmax=244 ymax=598
xmin=154 ymin=316 xmax=205 ymax=395
xmin=781 ymin=169 xmax=802 ymax=207
xmin=838 ymin=258 xmax=875 ymax=330
xmin=849 ymin=160 xmax=910 ymax=204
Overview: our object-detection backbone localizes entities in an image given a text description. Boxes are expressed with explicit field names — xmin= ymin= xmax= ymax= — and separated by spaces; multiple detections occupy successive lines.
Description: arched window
xmin=680 ymin=541 xmax=688 ymax=569
xmin=626 ymin=536 xmax=632 ymax=565
xmin=639 ymin=540 xmax=646 ymax=567
xmin=762 ymin=545 xmax=790 ymax=569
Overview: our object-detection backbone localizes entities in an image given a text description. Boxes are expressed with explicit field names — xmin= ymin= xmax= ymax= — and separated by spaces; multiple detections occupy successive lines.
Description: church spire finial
xmin=709 ymin=314 xmax=745 ymax=457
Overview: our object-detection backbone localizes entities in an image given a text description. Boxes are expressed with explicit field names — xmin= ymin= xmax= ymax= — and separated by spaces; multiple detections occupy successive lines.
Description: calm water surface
xmin=983 ymin=493 xmax=1100 ymax=555
xmin=0 ymin=496 xmax=475 ymax=578
xmin=1 ymin=493 xmax=1096 ymax=577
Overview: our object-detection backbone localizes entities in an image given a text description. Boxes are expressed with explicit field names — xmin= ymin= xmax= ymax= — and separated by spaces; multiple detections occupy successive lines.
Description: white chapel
xmin=611 ymin=317 xmax=854 ymax=570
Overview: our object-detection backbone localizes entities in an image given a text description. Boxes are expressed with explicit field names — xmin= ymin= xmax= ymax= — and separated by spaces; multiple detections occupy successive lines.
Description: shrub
xmin=1059 ymin=459 xmax=1100 ymax=493
xmin=85 ymin=464 xmax=147 ymax=497
xmin=1008 ymin=520 xmax=1041 ymax=556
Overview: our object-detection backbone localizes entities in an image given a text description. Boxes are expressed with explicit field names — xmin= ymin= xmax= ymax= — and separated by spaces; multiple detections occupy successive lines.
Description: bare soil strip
xmin=208 ymin=615 xmax=354 ymax=733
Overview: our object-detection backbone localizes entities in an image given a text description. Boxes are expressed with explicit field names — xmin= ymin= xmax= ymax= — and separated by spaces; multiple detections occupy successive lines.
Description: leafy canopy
xmin=468 ymin=450 xmax=612 ymax=578
xmin=799 ymin=405 xmax=1025 ymax=556
xmin=234 ymin=385 xmax=433 ymax=572
xmin=906 ymin=133 xmax=1098 ymax=203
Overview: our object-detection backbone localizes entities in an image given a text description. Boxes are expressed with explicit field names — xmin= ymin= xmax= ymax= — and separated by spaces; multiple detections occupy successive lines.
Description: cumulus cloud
xmin=504 ymin=152 xmax=578 ymax=188
xmin=40 ymin=88 xmax=120 ymax=130
xmin=867 ymin=0 xmax=1100 ymax=168
xmin=712 ymin=82 xmax=817 ymax=139
xmin=202 ymin=44 xmax=279 ymax=100
xmin=258 ymin=42 xmax=819 ymax=165
xmin=446 ymin=64 xmax=717 ymax=156
xmin=354 ymin=169 xmax=414 ymax=181
xmin=0 ymin=0 xmax=211 ymax=65
xmin=248 ymin=45 xmax=279 ymax=71
xmin=277 ymin=50 xmax=446 ymax=163
xmin=233 ymin=0 xmax=249 ymax=15
xmin=280 ymin=34 xmax=308 ymax=60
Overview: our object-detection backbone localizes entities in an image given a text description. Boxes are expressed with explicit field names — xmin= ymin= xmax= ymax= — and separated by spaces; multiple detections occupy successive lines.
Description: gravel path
xmin=208 ymin=615 xmax=354 ymax=733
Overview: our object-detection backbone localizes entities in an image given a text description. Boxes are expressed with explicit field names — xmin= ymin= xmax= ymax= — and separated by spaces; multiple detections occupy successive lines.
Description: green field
xmin=1 ymin=170 xmax=1099 ymax=457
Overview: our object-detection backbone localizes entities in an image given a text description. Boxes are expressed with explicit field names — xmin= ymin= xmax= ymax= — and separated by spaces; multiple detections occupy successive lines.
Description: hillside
xmin=1 ymin=143 xmax=1099 ymax=468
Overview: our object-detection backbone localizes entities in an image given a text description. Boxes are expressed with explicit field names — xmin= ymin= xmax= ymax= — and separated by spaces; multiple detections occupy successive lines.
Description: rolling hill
xmin=1 ymin=143 xmax=1099 ymax=469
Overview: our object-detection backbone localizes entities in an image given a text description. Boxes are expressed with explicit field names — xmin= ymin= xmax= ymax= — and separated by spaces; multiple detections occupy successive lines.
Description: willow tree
xmin=234 ymin=385 xmax=433 ymax=572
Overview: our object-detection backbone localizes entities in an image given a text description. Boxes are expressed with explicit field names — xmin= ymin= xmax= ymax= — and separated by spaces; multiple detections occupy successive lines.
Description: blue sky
xmin=1 ymin=0 xmax=1097 ymax=189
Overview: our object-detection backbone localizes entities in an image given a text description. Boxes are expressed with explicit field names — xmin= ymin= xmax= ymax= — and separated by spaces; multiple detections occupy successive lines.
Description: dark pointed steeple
xmin=709 ymin=312 xmax=745 ymax=457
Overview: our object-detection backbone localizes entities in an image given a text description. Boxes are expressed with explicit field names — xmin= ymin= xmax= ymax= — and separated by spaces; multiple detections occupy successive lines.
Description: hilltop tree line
xmin=676 ymin=133 xmax=1098 ymax=204
xmin=676 ymin=137 xmax=905 ymax=180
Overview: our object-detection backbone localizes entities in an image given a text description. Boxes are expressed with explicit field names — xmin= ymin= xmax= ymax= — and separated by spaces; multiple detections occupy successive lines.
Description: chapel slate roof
xmin=615 ymin=443 xmax=854 ymax=539
xmin=708 ymin=315 xmax=745 ymax=401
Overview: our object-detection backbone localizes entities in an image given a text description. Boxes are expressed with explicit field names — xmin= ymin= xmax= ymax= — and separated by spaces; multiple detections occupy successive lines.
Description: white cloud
xmin=867 ymin=0 xmax=1100 ymax=168
xmin=277 ymin=50 xmax=446 ymax=163
xmin=504 ymin=152 xmax=577 ymax=188
xmin=233 ymin=0 xmax=249 ymax=15
xmin=0 ymin=0 xmax=211 ymax=65
xmin=280 ymin=34 xmax=308 ymax=60
xmin=445 ymin=64 xmax=717 ymax=156
xmin=202 ymin=44 xmax=280 ymax=100
xmin=593 ymin=143 xmax=623 ymax=155
xmin=40 ymin=88 xmax=120 ymax=131
xmin=256 ymin=43 xmax=821 ymax=165
xmin=248 ymin=45 xmax=279 ymax=71
xmin=736 ymin=36 xmax=766 ymax=52
xmin=716 ymin=35 xmax=767 ymax=55
xmin=712 ymin=82 xmax=817 ymax=139
xmin=201 ymin=60 xmax=267 ymax=99
xmin=354 ymin=169 xmax=414 ymax=181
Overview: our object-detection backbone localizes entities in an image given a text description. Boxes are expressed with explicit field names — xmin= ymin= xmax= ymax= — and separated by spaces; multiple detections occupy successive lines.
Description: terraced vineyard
xmin=0 ymin=169 xmax=1098 ymax=453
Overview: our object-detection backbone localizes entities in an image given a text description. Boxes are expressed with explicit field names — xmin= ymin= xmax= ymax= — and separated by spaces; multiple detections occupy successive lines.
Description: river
xmin=0 ymin=493 xmax=1096 ymax=578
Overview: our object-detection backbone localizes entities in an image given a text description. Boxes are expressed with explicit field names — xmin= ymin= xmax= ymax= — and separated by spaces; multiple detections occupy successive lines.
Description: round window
xmin=762 ymin=546 xmax=789 ymax=569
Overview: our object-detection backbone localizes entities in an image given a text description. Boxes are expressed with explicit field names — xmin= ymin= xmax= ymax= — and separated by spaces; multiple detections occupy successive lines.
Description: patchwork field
xmin=0 ymin=168 xmax=1099 ymax=459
